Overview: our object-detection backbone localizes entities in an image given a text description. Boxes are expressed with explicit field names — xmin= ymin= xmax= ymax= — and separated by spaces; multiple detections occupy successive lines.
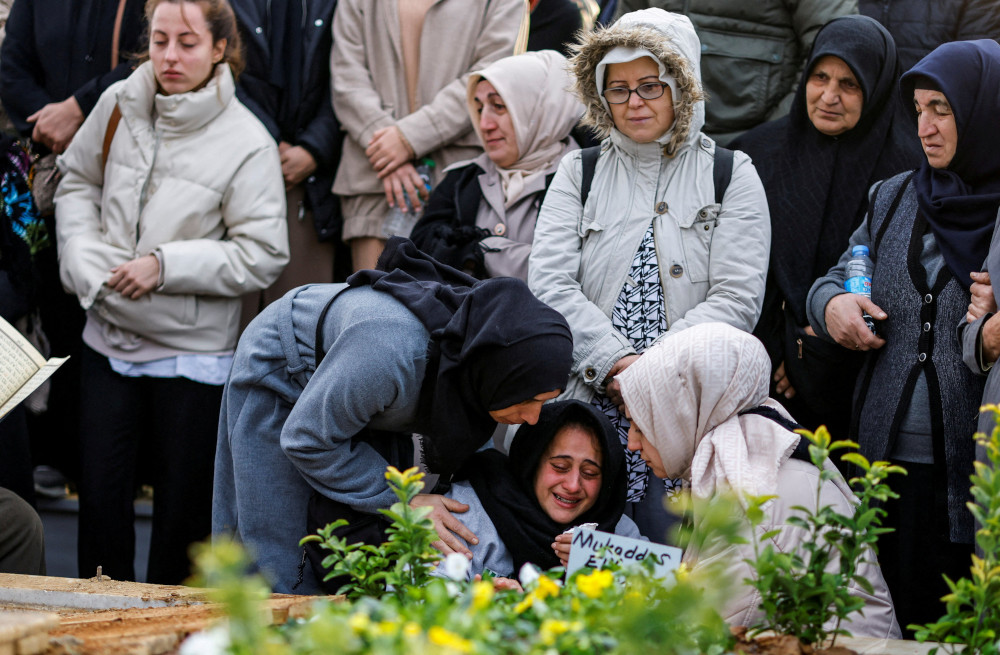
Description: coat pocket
xmin=677 ymin=204 xmax=720 ymax=283
xmin=697 ymin=28 xmax=786 ymax=130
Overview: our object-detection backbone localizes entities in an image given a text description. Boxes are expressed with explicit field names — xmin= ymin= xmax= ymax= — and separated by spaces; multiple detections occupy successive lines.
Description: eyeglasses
xmin=603 ymin=82 xmax=669 ymax=105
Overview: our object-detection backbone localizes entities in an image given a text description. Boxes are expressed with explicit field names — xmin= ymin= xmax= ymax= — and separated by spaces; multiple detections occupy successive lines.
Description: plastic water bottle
xmin=383 ymin=158 xmax=434 ymax=238
xmin=844 ymin=245 xmax=877 ymax=334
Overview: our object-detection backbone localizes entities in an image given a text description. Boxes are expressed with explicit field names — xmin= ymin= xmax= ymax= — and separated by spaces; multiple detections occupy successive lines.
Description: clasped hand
xmin=824 ymin=293 xmax=887 ymax=352
xmin=108 ymin=254 xmax=160 ymax=299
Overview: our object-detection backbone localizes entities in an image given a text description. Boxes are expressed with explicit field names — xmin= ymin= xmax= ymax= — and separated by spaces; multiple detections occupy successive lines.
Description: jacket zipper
xmin=137 ymin=130 xmax=162 ymax=244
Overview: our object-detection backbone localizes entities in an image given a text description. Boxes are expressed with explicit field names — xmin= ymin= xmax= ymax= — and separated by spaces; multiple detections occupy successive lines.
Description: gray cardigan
xmin=808 ymin=172 xmax=982 ymax=543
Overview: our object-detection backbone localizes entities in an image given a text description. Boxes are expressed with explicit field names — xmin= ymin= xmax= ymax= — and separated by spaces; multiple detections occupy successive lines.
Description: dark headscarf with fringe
xmin=732 ymin=15 xmax=922 ymax=326
xmin=900 ymin=39 xmax=1000 ymax=290
xmin=348 ymin=237 xmax=573 ymax=476
xmin=459 ymin=400 xmax=627 ymax=572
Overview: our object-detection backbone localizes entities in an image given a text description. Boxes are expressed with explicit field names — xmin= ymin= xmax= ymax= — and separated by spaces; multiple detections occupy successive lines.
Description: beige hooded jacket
xmin=331 ymin=0 xmax=529 ymax=197
xmin=527 ymin=9 xmax=770 ymax=403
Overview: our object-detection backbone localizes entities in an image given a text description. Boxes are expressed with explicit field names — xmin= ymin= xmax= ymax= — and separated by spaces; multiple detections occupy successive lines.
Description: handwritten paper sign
xmin=566 ymin=528 xmax=683 ymax=579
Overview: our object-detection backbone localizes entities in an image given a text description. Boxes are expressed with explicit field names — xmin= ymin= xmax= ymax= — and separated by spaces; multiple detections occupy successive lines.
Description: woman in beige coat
xmin=55 ymin=0 xmax=288 ymax=585
xmin=616 ymin=322 xmax=900 ymax=637
xmin=331 ymin=0 xmax=529 ymax=271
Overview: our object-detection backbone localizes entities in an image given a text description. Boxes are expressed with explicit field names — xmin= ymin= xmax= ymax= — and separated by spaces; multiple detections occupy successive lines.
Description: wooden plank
xmin=0 ymin=612 xmax=58 ymax=655
xmin=48 ymin=597 xmax=321 ymax=655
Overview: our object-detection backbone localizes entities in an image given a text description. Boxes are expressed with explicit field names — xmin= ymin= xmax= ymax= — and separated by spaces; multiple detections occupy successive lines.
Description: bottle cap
xmin=851 ymin=245 xmax=870 ymax=257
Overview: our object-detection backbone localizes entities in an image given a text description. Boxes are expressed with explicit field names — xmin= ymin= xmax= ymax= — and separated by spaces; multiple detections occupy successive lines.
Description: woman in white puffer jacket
xmin=55 ymin=0 xmax=288 ymax=584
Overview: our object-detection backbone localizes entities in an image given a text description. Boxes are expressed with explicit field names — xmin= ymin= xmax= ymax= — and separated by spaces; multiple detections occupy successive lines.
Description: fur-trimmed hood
xmin=569 ymin=9 xmax=705 ymax=156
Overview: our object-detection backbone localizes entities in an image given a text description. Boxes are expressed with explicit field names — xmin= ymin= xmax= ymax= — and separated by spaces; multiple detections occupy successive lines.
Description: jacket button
xmin=924 ymin=293 xmax=933 ymax=303
xmin=314 ymin=19 xmax=324 ymax=27
xmin=307 ymin=176 xmax=316 ymax=184
xmin=703 ymin=224 xmax=710 ymax=231
xmin=923 ymin=322 xmax=931 ymax=332
xmin=255 ymin=26 xmax=263 ymax=34
xmin=701 ymin=137 xmax=711 ymax=148
xmin=655 ymin=201 xmax=668 ymax=214
xmin=670 ymin=264 xmax=683 ymax=278
xmin=918 ymin=352 xmax=927 ymax=362
xmin=494 ymin=223 xmax=506 ymax=236
xmin=584 ymin=367 xmax=597 ymax=381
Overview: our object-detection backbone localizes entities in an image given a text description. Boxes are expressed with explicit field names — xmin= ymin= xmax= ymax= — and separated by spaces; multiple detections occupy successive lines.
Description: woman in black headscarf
xmin=806 ymin=39 xmax=1000 ymax=632
xmin=435 ymin=399 xmax=636 ymax=581
xmin=732 ymin=15 xmax=923 ymax=439
xmin=214 ymin=238 xmax=574 ymax=594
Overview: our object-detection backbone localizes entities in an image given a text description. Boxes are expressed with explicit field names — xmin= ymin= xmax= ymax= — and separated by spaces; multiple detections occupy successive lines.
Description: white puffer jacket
xmin=56 ymin=62 xmax=288 ymax=353
xmin=527 ymin=10 xmax=770 ymax=402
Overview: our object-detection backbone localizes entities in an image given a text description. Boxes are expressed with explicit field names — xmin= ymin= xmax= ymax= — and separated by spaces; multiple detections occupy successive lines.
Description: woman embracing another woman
xmin=55 ymin=0 xmax=288 ymax=584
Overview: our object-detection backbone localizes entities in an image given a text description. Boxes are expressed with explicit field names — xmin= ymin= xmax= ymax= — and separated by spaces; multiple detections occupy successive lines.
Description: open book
xmin=0 ymin=316 xmax=68 ymax=419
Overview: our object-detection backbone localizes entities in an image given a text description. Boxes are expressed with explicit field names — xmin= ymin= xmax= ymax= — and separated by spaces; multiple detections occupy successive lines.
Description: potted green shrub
xmin=736 ymin=426 xmax=905 ymax=655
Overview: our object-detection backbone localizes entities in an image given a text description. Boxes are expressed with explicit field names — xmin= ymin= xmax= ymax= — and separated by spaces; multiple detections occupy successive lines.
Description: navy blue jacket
xmin=0 ymin=0 xmax=145 ymax=136
xmin=232 ymin=0 xmax=343 ymax=242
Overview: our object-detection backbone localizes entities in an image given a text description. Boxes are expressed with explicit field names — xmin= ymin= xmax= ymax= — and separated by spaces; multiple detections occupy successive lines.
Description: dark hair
xmin=543 ymin=418 xmax=604 ymax=465
xmin=142 ymin=0 xmax=244 ymax=79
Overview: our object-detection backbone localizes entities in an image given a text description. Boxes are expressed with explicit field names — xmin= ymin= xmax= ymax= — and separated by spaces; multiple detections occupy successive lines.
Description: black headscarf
xmin=347 ymin=237 xmax=573 ymax=476
xmin=900 ymin=40 xmax=1000 ymax=290
xmin=459 ymin=400 xmax=627 ymax=572
xmin=732 ymin=15 xmax=922 ymax=326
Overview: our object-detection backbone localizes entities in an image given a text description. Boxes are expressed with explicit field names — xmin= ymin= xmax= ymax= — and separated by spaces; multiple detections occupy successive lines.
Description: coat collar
xmin=118 ymin=61 xmax=235 ymax=137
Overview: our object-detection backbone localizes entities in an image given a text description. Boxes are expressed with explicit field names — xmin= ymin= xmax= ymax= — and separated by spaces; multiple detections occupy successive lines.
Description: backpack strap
xmin=580 ymin=144 xmax=732 ymax=207
xmin=713 ymin=146 xmax=734 ymax=205
xmin=102 ymin=103 xmax=122 ymax=174
xmin=737 ymin=405 xmax=813 ymax=463
xmin=579 ymin=145 xmax=601 ymax=207
xmin=110 ymin=0 xmax=128 ymax=69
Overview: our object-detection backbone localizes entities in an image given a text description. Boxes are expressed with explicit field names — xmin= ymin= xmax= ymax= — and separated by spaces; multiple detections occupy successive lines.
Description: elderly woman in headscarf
xmin=616 ymin=322 xmax=900 ymax=637
xmin=426 ymin=399 xmax=637 ymax=585
xmin=410 ymin=50 xmax=583 ymax=280
xmin=527 ymin=9 xmax=770 ymax=542
xmin=807 ymin=39 xmax=1000 ymax=632
xmin=731 ymin=16 xmax=923 ymax=440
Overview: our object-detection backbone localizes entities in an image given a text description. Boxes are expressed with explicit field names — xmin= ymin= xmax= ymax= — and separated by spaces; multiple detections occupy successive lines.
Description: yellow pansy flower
xmin=428 ymin=626 xmax=473 ymax=653
xmin=514 ymin=594 xmax=535 ymax=614
xmin=575 ymin=569 xmax=614 ymax=599
xmin=471 ymin=580 xmax=494 ymax=611
xmin=347 ymin=612 xmax=371 ymax=635
xmin=539 ymin=618 xmax=570 ymax=646
xmin=535 ymin=575 xmax=560 ymax=600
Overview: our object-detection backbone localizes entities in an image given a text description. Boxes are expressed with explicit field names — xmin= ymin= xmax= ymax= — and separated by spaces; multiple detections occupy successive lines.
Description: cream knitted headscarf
xmin=466 ymin=50 xmax=583 ymax=207
xmin=617 ymin=323 xmax=799 ymax=505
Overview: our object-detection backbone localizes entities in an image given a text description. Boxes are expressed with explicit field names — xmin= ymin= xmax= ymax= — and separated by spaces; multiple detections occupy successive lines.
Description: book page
xmin=0 ymin=317 xmax=67 ymax=419
xmin=0 ymin=356 xmax=69 ymax=419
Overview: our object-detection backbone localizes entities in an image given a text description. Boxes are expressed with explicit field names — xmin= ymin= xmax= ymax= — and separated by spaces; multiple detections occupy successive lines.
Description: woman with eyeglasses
xmin=528 ymin=8 xmax=770 ymax=543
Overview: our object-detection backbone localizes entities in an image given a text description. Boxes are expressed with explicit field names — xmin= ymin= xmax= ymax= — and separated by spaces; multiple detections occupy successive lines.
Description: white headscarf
xmin=617 ymin=323 xmax=799 ymax=505
xmin=466 ymin=50 xmax=583 ymax=207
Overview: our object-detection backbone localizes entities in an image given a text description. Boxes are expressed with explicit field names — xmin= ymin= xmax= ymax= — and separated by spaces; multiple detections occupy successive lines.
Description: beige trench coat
xmin=331 ymin=0 xmax=529 ymax=196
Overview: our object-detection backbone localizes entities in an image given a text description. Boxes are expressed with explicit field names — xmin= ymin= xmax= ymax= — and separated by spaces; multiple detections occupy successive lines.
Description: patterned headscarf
xmin=617 ymin=323 xmax=798 ymax=504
